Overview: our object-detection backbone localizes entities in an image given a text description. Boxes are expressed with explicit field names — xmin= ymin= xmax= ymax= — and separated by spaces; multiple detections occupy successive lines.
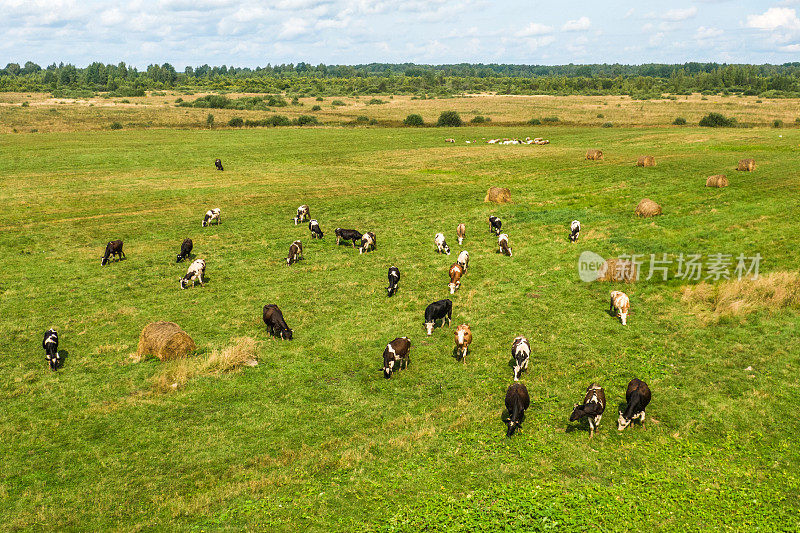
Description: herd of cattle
xmin=44 ymin=160 xmax=648 ymax=438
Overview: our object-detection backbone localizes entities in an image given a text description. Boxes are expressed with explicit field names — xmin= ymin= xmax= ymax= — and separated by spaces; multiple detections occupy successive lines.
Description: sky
xmin=2 ymin=1 xmax=800 ymax=68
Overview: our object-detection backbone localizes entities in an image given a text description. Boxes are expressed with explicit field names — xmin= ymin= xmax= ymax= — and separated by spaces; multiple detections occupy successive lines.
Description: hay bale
xmin=635 ymin=198 xmax=662 ymax=217
xmin=636 ymin=155 xmax=655 ymax=167
xmin=706 ymin=174 xmax=729 ymax=187
xmin=484 ymin=187 xmax=512 ymax=203
xmin=137 ymin=321 xmax=196 ymax=361
xmin=586 ymin=149 xmax=603 ymax=161
xmin=596 ymin=258 xmax=638 ymax=283
xmin=737 ymin=159 xmax=755 ymax=171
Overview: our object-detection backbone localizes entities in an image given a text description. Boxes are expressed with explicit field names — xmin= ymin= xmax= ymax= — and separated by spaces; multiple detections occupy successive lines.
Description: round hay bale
xmin=137 ymin=321 xmax=196 ymax=361
xmin=635 ymin=198 xmax=662 ymax=217
xmin=637 ymin=155 xmax=655 ymax=167
xmin=484 ymin=187 xmax=512 ymax=203
xmin=597 ymin=258 xmax=638 ymax=283
xmin=586 ymin=149 xmax=603 ymax=161
xmin=706 ymin=174 xmax=729 ymax=188
xmin=737 ymin=159 xmax=755 ymax=172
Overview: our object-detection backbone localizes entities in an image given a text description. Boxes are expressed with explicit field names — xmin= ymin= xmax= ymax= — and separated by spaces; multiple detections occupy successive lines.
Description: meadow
xmin=1 ymin=117 xmax=799 ymax=530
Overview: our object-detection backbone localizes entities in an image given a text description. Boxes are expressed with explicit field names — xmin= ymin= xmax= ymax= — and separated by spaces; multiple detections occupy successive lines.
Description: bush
xmin=311 ymin=105 xmax=321 ymax=111
xmin=331 ymin=100 xmax=346 ymax=106
xmin=596 ymin=113 xmax=604 ymax=118
xmin=21 ymin=101 xmax=29 ymax=107
xmin=403 ymin=113 xmax=424 ymax=126
xmin=367 ymin=98 xmax=385 ymax=105
xmin=228 ymin=117 xmax=244 ymax=127
xmin=175 ymin=97 xmax=183 ymax=103
xmin=795 ymin=117 xmax=800 ymax=124
xmin=470 ymin=115 xmax=488 ymax=124
xmin=773 ymin=119 xmax=784 ymax=128
xmin=293 ymin=115 xmax=319 ymax=126
xmin=673 ymin=117 xmax=687 ymax=125
xmin=267 ymin=95 xmax=288 ymax=107
xmin=528 ymin=118 xmax=542 ymax=125
xmin=699 ymin=112 xmax=737 ymax=128
xmin=291 ymin=97 xmax=300 ymax=105
xmin=110 ymin=122 xmax=123 ymax=130
xmin=316 ymin=97 xmax=324 ymax=101
xmin=542 ymin=116 xmax=560 ymax=123
xmin=355 ymin=115 xmax=370 ymax=124
xmin=206 ymin=113 xmax=214 ymax=127
xmin=601 ymin=122 xmax=613 ymax=128
xmin=437 ymin=111 xmax=463 ymax=127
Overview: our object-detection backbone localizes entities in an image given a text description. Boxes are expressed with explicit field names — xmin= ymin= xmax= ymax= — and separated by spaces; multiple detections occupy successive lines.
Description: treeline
xmin=4 ymin=61 xmax=800 ymax=97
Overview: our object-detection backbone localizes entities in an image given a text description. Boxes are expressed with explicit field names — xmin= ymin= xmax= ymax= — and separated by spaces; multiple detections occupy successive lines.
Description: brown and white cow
xmin=454 ymin=324 xmax=472 ymax=363
xmin=294 ymin=205 xmax=310 ymax=225
xmin=383 ymin=337 xmax=411 ymax=379
xmin=202 ymin=208 xmax=221 ymax=227
xmin=360 ymin=232 xmax=376 ymax=254
xmin=434 ymin=233 xmax=451 ymax=255
xmin=498 ymin=233 xmax=512 ymax=256
xmin=456 ymin=223 xmax=466 ymax=245
xmin=448 ymin=263 xmax=464 ymax=294
xmin=287 ymin=240 xmax=303 ymax=265
xmin=457 ymin=250 xmax=469 ymax=273
xmin=610 ymin=291 xmax=630 ymax=325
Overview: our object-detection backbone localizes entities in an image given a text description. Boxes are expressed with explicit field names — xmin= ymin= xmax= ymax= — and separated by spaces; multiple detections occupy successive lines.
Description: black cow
xmin=215 ymin=158 xmax=224 ymax=171
xmin=424 ymin=298 xmax=452 ymax=335
xmin=101 ymin=240 xmax=125 ymax=266
xmin=489 ymin=216 xmax=502 ymax=235
xmin=505 ymin=382 xmax=530 ymax=436
xmin=176 ymin=238 xmax=193 ymax=263
xmin=383 ymin=337 xmax=411 ymax=379
xmin=263 ymin=304 xmax=293 ymax=340
xmin=42 ymin=329 xmax=60 ymax=371
xmin=309 ymin=219 xmax=324 ymax=239
xmin=570 ymin=383 xmax=606 ymax=438
xmin=618 ymin=378 xmax=651 ymax=431
xmin=387 ymin=266 xmax=400 ymax=297
xmin=335 ymin=228 xmax=362 ymax=247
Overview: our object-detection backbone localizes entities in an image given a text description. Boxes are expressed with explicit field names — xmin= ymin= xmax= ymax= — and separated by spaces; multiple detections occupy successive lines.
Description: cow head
xmin=506 ymin=418 xmax=518 ymax=437
xmin=569 ymin=404 xmax=585 ymax=422
xmin=617 ymin=411 xmax=631 ymax=431
xmin=425 ymin=321 xmax=434 ymax=335
xmin=387 ymin=285 xmax=396 ymax=297
xmin=383 ymin=360 xmax=394 ymax=379
xmin=176 ymin=254 xmax=183 ymax=263
xmin=444 ymin=244 xmax=451 ymax=255
xmin=180 ymin=278 xmax=188 ymax=289
xmin=281 ymin=328 xmax=293 ymax=340
xmin=101 ymin=256 xmax=108 ymax=266
xmin=449 ymin=280 xmax=459 ymax=294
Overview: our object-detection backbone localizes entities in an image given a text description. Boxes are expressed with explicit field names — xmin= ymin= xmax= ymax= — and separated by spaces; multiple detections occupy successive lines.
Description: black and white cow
xmin=215 ymin=158 xmax=224 ymax=171
xmin=505 ymin=382 xmax=530 ymax=437
xmin=101 ymin=240 xmax=125 ymax=266
xmin=489 ymin=216 xmax=502 ymax=235
xmin=424 ymin=298 xmax=452 ymax=335
xmin=263 ymin=304 xmax=293 ymax=339
xmin=287 ymin=240 xmax=303 ymax=265
xmin=498 ymin=234 xmax=513 ymax=257
xmin=176 ymin=238 xmax=193 ymax=263
xmin=335 ymin=228 xmax=362 ymax=247
xmin=202 ymin=208 xmax=221 ymax=227
xmin=383 ymin=337 xmax=411 ymax=379
xmin=294 ymin=205 xmax=310 ymax=225
xmin=42 ymin=329 xmax=60 ymax=371
xmin=618 ymin=378 xmax=651 ymax=431
xmin=360 ymin=232 xmax=376 ymax=254
xmin=387 ymin=266 xmax=400 ymax=296
xmin=569 ymin=220 xmax=581 ymax=243
xmin=434 ymin=233 xmax=451 ymax=255
xmin=511 ymin=336 xmax=530 ymax=381
xmin=180 ymin=258 xmax=205 ymax=289
xmin=309 ymin=219 xmax=324 ymax=239
xmin=570 ymin=383 xmax=606 ymax=438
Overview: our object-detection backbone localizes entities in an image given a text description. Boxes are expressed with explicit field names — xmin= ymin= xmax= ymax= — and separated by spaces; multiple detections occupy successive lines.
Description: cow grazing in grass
xmin=42 ymin=329 xmax=60 ymax=371
xmin=448 ymin=263 xmax=464 ymax=294
xmin=309 ymin=219 xmax=324 ymax=239
xmin=610 ymin=291 xmax=630 ymax=325
xmin=263 ymin=304 xmax=293 ymax=340
xmin=457 ymin=250 xmax=469 ymax=273
xmin=387 ymin=266 xmax=400 ymax=296
xmin=489 ymin=216 xmax=502 ymax=235
xmin=180 ymin=258 xmax=205 ymax=289
xmin=570 ymin=220 xmax=581 ymax=243
xmin=505 ymin=383 xmax=530 ymax=437
xmin=424 ymin=299 xmax=452 ymax=335
xmin=101 ymin=240 xmax=125 ymax=266
xmin=335 ymin=228 xmax=362 ymax=247
xmin=618 ymin=378 xmax=651 ymax=431
xmin=434 ymin=233 xmax=451 ymax=255
xmin=383 ymin=337 xmax=411 ymax=379
xmin=360 ymin=232 xmax=376 ymax=254
xmin=454 ymin=324 xmax=472 ymax=363
xmin=511 ymin=336 xmax=530 ymax=381
xmin=498 ymin=234 xmax=512 ymax=256
xmin=176 ymin=238 xmax=193 ymax=263
xmin=202 ymin=208 xmax=221 ymax=227
xmin=570 ymin=383 xmax=606 ymax=438
xmin=215 ymin=158 xmax=224 ymax=171
xmin=294 ymin=205 xmax=310 ymax=225
xmin=456 ymin=223 xmax=466 ymax=245
xmin=287 ymin=240 xmax=303 ymax=265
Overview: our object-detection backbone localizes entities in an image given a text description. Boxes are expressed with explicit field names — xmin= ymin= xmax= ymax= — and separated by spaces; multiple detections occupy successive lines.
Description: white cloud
xmin=649 ymin=32 xmax=665 ymax=46
xmin=562 ymin=16 xmax=591 ymax=32
xmin=516 ymin=22 xmax=553 ymax=37
xmin=99 ymin=8 xmax=126 ymax=26
xmin=746 ymin=7 xmax=800 ymax=30
xmin=780 ymin=43 xmax=800 ymax=51
xmin=278 ymin=16 xmax=310 ymax=39
xmin=695 ymin=26 xmax=723 ymax=39
xmin=624 ymin=8 xmax=634 ymax=18
xmin=646 ymin=6 xmax=698 ymax=21
xmin=521 ymin=35 xmax=556 ymax=50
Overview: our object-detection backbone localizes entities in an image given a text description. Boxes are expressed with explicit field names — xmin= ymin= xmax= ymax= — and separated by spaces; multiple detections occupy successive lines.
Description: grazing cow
xmin=511 ymin=336 xmax=530 ymax=381
xmin=610 ymin=291 xmax=630 ymax=325
xmin=505 ymin=382 xmax=530 ymax=437
xmin=294 ymin=205 xmax=310 ymax=225
xmin=387 ymin=266 xmax=400 ymax=297
xmin=454 ymin=324 xmax=472 ymax=363
xmin=42 ymin=329 xmax=60 ymax=371
xmin=424 ymin=299 xmax=452 ymax=335
xmin=335 ymin=228 xmax=362 ymax=247
xmin=489 ymin=216 xmax=502 ymax=235
xmin=570 ymin=383 xmax=606 ymax=438
xmin=618 ymin=378 xmax=651 ymax=431
xmin=101 ymin=240 xmax=125 ymax=266
xmin=570 ymin=220 xmax=581 ymax=243
xmin=180 ymin=258 xmax=205 ymax=289
xmin=457 ymin=250 xmax=469 ymax=273
xmin=263 ymin=304 xmax=293 ymax=340
xmin=434 ymin=233 xmax=451 ymax=255
xmin=498 ymin=233 xmax=513 ymax=256
xmin=176 ymin=238 xmax=193 ymax=263
xmin=309 ymin=219 xmax=324 ymax=239
xmin=287 ymin=240 xmax=303 ymax=265
xmin=215 ymin=158 xmax=224 ymax=171
xmin=202 ymin=208 xmax=221 ymax=227
xmin=360 ymin=232 xmax=376 ymax=254
xmin=456 ymin=223 xmax=466 ymax=245
xmin=448 ymin=263 xmax=464 ymax=294
xmin=383 ymin=337 xmax=411 ymax=379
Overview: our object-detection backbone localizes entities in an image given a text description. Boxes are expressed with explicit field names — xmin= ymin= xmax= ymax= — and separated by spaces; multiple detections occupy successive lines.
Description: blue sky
xmin=2 ymin=1 xmax=800 ymax=67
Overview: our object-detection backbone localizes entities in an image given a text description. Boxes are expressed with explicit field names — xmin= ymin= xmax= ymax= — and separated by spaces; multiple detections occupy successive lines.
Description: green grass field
xmin=2 ymin=124 xmax=799 ymax=531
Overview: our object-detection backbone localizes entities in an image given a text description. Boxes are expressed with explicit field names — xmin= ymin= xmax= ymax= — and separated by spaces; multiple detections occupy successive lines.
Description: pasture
xmin=2 ymin=123 xmax=799 ymax=530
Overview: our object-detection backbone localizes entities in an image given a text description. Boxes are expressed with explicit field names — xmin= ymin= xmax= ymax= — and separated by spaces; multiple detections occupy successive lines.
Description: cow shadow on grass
xmin=53 ymin=349 xmax=69 ymax=370
xmin=451 ymin=345 xmax=467 ymax=363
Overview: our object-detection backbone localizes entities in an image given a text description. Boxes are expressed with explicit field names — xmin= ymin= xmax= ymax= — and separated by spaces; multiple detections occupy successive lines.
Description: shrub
xmin=120 ymin=99 xmax=130 ymax=104
xmin=110 ymin=122 xmax=123 ymax=130
xmin=403 ymin=113 xmax=424 ymax=126
xmin=331 ymin=100 xmax=346 ymax=106
xmin=228 ymin=117 xmax=244 ymax=127
xmin=773 ymin=119 xmax=784 ymax=128
xmin=596 ymin=113 xmax=604 ymax=118
xmin=206 ymin=113 xmax=214 ymax=127
xmin=355 ymin=115 xmax=370 ymax=124
xmin=291 ymin=96 xmax=300 ymax=105
xmin=528 ymin=118 xmax=542 ymax=125
xmin=316 ymin=96 xmax=324 ymax=101
xmin=21 ymin=101 xmax=29 ymax=107
xmin=601 ymin=122 xmax=613 ymax=128
xmin=542 ymin=116 xmax=560 ymax=123
xmin=175 ymin=97 xmax=183 ymax=103
xmin=151 ymin=91 xmax=166 ymax=96
xmin=795 ymin=117 xmax=800 ymax=124
xmin=267 ymin=95 xmax=288 ymax=107
xmin=293 ymin=115 xmax=319 ymax=126
xmin=367 ymin=98 xmax=385 ymax=105
xmin=699 ymin=112 xmax=737 ymax=128
xmin=311 ymin=105 xmax=321 ymax=111
xmin=756 ymin=99 xmax=763 ymax=103
xmin=470 ymin=115 xmax=487 ymax=124
xmin=673 ymin=117 xmax=687 ymax=125
xmin=437 ymin=110 xmax=462 ymax=127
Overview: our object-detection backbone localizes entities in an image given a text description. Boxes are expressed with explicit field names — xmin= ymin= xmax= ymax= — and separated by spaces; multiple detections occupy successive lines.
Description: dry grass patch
xmin=706 ymin=175 xmax=729 ymax=188
xmin=636 ymin=198 xmax=663 ymax=217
